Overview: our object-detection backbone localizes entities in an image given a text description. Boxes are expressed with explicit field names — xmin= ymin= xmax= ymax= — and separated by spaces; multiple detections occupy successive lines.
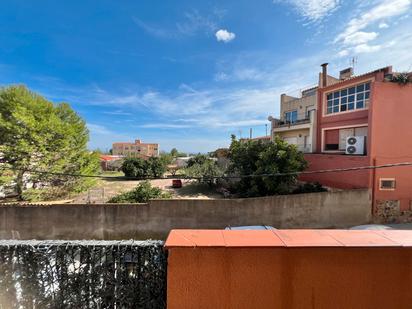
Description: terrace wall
xmin=0 ymin=189 xmax=371 ymax=240
xmin=301 ymin=153 xmax=370 ymax=189
xmin=166 ymin=229 xmax=412 ymax=309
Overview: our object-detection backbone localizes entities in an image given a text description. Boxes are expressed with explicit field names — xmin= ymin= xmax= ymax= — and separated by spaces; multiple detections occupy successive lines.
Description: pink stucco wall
xmin=370 ymin=82 xmax=412 ymax=210
xmin=301 ymin=154 xmax=370 ymax=189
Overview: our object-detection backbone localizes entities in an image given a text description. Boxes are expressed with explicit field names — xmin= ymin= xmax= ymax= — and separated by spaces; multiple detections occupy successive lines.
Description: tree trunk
xmin=16 ymin=170 xmax=24 ymax=200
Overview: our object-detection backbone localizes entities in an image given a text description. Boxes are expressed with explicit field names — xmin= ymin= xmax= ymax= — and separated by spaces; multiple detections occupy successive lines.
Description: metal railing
xmin=273 ymin=111 xmax=313 ymax=128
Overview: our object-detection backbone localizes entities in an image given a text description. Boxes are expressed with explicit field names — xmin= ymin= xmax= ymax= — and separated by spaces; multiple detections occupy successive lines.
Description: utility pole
xmin=249 ymin=128 xmax=252 ymax=139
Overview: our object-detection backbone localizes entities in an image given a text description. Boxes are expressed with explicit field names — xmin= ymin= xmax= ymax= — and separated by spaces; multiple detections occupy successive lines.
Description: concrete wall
xmin=280 ymin=92 xmax=317 ymax=120
xmin=0 ymin=189 xmax=371 ymax=240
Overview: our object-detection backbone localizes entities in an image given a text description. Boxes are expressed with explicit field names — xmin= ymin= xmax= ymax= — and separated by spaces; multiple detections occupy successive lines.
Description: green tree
xmin=147 ymin=156 xmax=167 ymax=177
xmin=121 ymin=156 xmax=167 ymax=178
xmin=121 ymin=157 xmax=148 ymax=178
xmin=170 ymin=148 xmax=187 ymax=157
xmin=0 ymin=85 xmax=100 ymax=200
xmin=159 ymin=152 xmax=174 ymax=166
xmin=228 ymin=135 xmax=307 ymax=197
xmin=108 ymin=181 xmax=172 ymax=203
xmin=184 ymin=157 xmax=224 ymax=186
xmin=186 ymin=154 xmax=208 ymax=168
xmin=170 ymin=148 xmax=179 ymax=157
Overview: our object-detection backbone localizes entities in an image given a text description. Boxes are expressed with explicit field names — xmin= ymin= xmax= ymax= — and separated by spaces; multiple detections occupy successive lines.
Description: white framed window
xmin=326 ymin=82 xmax=370 ymax=114
xmin=379 ymin=178 xmax=396 ymax=191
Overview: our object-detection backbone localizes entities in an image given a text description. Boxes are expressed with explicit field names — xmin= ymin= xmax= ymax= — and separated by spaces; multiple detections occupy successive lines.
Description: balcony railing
xmin=275 ymin=118 xmax=310 ymax=128
xmin=273 ymin=112 xmax=312 ymax=128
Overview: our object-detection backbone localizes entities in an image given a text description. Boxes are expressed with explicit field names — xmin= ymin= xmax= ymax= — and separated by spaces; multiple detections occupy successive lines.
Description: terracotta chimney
xmin=321 ymin=63 xmax=328 ymax=87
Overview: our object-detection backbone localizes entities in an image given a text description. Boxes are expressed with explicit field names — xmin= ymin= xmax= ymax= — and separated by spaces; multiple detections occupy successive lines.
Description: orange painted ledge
xmin=165 ymin=229 xmax=412 ymax=248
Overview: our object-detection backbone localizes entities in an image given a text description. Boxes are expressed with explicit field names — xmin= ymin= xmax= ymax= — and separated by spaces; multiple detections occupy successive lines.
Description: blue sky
xmin=1 ymin=0 xmax=411 ymax=152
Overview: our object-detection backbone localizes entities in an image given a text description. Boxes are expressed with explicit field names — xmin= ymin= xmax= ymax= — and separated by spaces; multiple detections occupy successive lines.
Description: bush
xmin=391 ymin=72 xmax=411 ymax=85
xmin=292 ymin=182 xmax=327 ymax=194
xmin=107 ymin=181 xmax=172 ymax=203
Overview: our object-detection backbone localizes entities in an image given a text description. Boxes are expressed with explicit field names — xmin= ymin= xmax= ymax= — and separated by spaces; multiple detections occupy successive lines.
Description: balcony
xmin=274 ymin=115 xmax=311 ymax=128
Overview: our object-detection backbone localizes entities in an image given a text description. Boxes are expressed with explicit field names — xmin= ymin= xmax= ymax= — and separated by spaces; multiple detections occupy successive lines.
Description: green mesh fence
xmin=0 ymin=240 xmax=166 ymax=308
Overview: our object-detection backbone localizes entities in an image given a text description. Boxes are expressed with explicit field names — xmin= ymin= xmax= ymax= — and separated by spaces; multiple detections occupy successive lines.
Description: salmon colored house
xmin=301 ymin=64 xmax=412 ymax=219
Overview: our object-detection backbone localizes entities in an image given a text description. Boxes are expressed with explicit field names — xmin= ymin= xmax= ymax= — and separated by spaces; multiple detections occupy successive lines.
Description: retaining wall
xmin=0 ymin=189 xmax=371 ymax=240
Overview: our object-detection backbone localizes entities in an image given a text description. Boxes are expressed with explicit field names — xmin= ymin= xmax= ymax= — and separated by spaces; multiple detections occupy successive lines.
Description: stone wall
xmin=0 ymin=189 xmax=371 ymax=240
xmin=374 ymin=200 xmax=412 ymax=223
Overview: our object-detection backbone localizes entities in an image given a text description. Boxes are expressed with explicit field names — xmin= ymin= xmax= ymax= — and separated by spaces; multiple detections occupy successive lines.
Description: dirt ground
xmin=70 ymin=178 xmax=222 ymax=204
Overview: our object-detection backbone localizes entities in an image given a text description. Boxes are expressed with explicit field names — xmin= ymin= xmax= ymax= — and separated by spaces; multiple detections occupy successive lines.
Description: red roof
xmin=99 ymin=155 xmax=122 ymax=161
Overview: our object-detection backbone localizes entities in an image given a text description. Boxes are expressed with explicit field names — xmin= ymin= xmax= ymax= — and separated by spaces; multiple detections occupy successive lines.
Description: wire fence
xmin=0 ymin=240 xmax=167 ymax=309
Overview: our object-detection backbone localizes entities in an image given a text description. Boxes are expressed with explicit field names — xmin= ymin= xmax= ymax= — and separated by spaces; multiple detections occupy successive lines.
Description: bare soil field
xmin=70 ymin=178 xmax=222 ymax=204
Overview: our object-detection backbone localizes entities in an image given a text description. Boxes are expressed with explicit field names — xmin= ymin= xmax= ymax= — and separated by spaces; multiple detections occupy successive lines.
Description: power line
xmin=1 ymin=162 xmax=412 ymax=180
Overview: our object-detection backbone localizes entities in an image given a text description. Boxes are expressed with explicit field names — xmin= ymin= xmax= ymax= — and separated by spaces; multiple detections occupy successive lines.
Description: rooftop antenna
xmin=350 ymin=57 xmax=358 ymax=74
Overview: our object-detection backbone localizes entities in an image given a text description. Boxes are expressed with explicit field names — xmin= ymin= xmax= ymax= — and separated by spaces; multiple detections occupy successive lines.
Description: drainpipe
xmin=321 ymin=63 xmax=328 ymax=87
xmin=371 ymin=157 xmax=376 ymax=221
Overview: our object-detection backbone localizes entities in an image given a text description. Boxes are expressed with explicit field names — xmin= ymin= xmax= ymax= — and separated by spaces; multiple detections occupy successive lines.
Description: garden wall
xmin=0 ymin=189 xmax=371 ymax=240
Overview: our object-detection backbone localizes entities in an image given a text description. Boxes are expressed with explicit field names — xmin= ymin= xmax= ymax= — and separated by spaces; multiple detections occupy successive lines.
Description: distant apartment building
xmin=112 ymin=139 xmax=159 ymax=158
xmin=269 ymin=65 xmax=339 ymax=153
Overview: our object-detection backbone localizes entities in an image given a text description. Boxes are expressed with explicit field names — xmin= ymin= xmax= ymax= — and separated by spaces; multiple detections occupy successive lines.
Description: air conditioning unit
xmin=346 ymin=136 xmax=366 ymax=155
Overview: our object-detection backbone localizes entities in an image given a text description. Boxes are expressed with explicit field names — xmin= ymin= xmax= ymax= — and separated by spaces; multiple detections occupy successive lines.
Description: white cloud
xmin=87 ymin=123 xmax=113 ymax=135
xmin=334 ymin=0 xmax=411 ymax=57
xmin=343 ymin=31 xmax=378 ymax=46
xmin=353 ymin=43 xmax=382 ymax=53
xmin=274 ymin=0 xmax=340 ymax=21
xmin=337 ymin=49 xmax=349 ymax=57
xmin=133 ymin=9 xmax=221 ymax=39
xmin=215 ymin=29 xmax=236 ymax=42
xmin=214 ymin=72 xmax=229 ymax=81
xmin=336 ymin=0 xmax=411 ymax=43
xmin=138 ymin=123 xmax=193 ymax=129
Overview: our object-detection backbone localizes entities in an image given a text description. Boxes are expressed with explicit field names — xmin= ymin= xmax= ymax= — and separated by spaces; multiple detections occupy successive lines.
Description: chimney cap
xmin=321 ymin=63 xmax=329 ymax=67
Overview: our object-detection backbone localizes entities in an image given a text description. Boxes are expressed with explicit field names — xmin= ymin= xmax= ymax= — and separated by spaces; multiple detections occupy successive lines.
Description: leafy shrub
xmin=292 ymin=182 xmax=327 ymax=194
xmin=391 ymin=72 xmax=411 ymax=85
xmin=108 ymin=181 xmax=172 ymax=203
xmin=21 ymin=187 xmax=70 ymax=202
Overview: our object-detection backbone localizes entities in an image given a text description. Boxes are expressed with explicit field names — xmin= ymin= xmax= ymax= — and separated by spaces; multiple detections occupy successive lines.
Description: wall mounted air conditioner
xmin=346 ymin=136 xmax=365 ymax=155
